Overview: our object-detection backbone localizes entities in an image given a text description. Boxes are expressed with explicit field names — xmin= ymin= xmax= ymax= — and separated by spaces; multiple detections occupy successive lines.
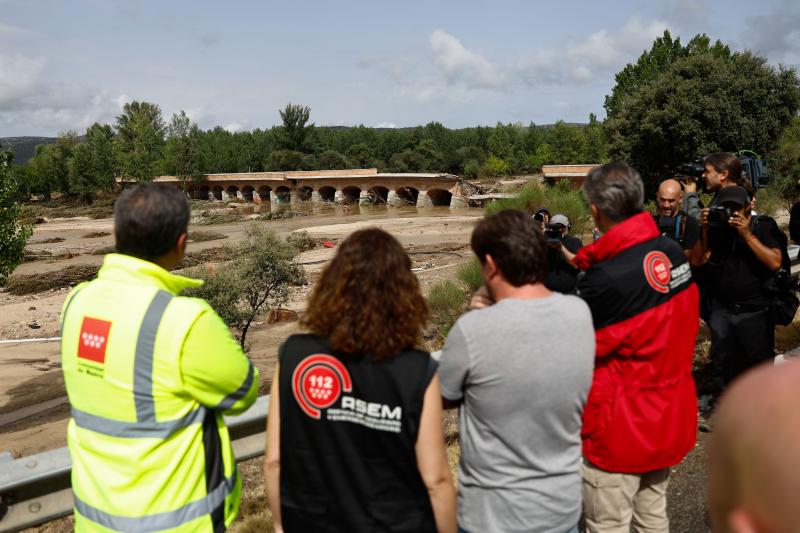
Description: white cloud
xmin=744 ymin=0 xmax=800 ymax=65
xmin=375 ymin=122 xmax=397 ymax=128
xmin=0 ymin=53 xmax=124 ymax=134
xmin=518 ymin=17 xmax=668 ymax=85
xmin=429 ymin=29 xmax=508 ymax=90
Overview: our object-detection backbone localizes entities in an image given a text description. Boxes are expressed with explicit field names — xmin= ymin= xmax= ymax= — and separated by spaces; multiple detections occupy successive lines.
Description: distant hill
xmin=0 ymin=136 xmax=57 ymax=165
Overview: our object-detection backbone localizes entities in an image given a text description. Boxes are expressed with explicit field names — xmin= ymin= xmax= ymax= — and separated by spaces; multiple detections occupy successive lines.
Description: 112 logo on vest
xmin=292 ymin=354 xmax=404 ymax=432
xmin=77 ymin=317 xmax=111 ymax=373
xmin=643 ymin=251 xmax=673 ymax=294
xmin=292 ymin=354 xmax=353 ymax=419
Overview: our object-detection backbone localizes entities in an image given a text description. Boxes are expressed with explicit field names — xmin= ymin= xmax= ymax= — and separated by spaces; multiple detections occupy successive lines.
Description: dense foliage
xmin=605 ymin=31 xmax=800 ymax=191
xmin=15 ymin=101 xmax=606 ymax=198
xmin=0 ymin=152 xmax=32 ymax=285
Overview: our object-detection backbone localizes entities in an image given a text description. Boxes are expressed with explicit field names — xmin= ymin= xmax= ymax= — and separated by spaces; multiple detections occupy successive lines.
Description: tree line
xmin=12 ymin=103 xmax=608 ymax=202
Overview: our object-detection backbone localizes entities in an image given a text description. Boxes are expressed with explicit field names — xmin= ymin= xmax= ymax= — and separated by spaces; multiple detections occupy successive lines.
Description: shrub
xmin=457 ymin=259 xmax=483 ymax=292
xmin=185 ymin=225 xmax=305 ymax=349
xmin=285 ymin=231 xmax=317 ymax=253
xmin=188 ymin=231 xmax=228 ymax=243
xmin=427 ymin=280 xmax=467 ymax=341
xmin=479 ymin=156 xmax=510 ymax=178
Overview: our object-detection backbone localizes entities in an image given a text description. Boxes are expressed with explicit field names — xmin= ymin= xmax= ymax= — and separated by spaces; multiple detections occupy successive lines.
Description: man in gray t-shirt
xmin=439 ymin=209 xmax=595 ymax=533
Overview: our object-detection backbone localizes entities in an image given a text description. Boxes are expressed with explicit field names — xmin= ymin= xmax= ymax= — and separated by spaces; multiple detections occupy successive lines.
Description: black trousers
xmin=708 ymin=299 xmax=775 ymax=394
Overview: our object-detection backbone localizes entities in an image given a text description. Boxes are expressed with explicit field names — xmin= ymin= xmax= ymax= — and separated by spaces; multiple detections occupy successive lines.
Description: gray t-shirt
xmin=439 ymin=294 xmax=595 ymax=533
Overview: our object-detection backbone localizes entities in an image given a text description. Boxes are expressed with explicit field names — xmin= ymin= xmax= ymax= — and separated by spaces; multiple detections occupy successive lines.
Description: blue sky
xmin=1 ymin=0 xmax=799 ymax=136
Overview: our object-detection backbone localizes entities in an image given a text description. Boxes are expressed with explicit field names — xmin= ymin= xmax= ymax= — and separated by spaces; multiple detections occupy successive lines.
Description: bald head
xmin=710 ymin=360 xmax=800 ymax=533
xmin=656 ymin=179 xmax=683 ymax=217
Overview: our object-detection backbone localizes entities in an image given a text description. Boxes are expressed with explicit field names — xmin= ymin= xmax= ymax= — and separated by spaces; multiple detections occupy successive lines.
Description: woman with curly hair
xmin=265 ymin=228 xmax=456 ymax=533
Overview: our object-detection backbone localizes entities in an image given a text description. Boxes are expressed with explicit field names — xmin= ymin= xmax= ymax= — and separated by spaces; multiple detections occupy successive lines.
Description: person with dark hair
xmin=265 ymin=228 xmax=456 ymax=533
xmin=575 ymin=162 xmax=699 ymax=533
xmin=438 ymin=209 xmax=595 ymax=533
xmin=60 ymin=183 xmax=258 ymax=531
xmin=699 ymin=186 xmax=782 ymax=399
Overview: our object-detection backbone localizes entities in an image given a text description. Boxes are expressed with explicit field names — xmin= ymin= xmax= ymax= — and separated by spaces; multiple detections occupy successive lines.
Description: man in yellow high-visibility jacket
xmin=61 ymin=183 xmax=259 ymax=532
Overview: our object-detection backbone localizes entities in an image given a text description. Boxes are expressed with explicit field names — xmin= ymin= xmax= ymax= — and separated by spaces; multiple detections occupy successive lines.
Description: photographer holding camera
xmin=544 ymin=214 xmax=583 ymax=294
xmin=654 ymin=179 xmax=703 ymax=266
xmin=700 ymin=184 xmax=782 ymax=397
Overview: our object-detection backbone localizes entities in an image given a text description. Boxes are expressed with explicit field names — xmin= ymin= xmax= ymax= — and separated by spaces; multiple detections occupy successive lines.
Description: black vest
xmin=278 ymin=334 xmax=437 ymax=533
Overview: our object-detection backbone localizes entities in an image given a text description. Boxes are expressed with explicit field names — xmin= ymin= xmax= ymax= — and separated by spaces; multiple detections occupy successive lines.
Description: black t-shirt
xmin=654 ymin=212 xmax=699 ymax=251
xmin=708 ymin=217 xmax=781 ymax=307
xmin=545 ymin=235 xmax=583 ymax=294
xmin=790 ymin=202 xmax=800 ymax=244
xmin=278 ymin=334 xmax=437 ymax=533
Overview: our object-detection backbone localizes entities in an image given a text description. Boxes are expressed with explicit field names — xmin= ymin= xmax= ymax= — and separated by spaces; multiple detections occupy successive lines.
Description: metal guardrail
xmin=2 ymin=248 xmax=800 ymax=532
xmin=0 ymin=396 xmax=269 ymax=533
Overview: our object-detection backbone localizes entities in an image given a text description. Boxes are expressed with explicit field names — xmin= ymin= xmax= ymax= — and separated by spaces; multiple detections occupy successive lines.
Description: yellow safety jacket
xmin=61 ymin=254 xmax=259 ymax=532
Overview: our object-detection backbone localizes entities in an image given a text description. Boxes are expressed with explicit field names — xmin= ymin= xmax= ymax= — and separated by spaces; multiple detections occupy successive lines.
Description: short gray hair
xmin=582 ymin=162 xmax=644 ymax=222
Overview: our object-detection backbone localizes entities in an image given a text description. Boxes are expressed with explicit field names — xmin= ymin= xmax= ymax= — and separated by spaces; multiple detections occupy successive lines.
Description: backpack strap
xmin=674 ymin=213 xmax=683 ymax=241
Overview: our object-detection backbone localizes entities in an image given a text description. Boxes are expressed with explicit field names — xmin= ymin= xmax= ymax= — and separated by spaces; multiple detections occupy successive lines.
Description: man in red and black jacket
xmin=574 ymin=162 xmax=699 ymax=533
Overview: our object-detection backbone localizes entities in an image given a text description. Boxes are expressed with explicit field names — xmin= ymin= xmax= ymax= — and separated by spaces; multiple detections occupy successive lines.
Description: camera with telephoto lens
xmin=544 ymin=223 xmax=565 ymax=244
xmin=677 ymin=157 xmax=705 ymax=186
xmin=707 ymin=205 xmax=734 ymax=226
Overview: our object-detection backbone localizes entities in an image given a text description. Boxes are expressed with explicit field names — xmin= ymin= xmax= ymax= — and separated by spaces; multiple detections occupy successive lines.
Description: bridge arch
xmin=275 ymin=186 xmax=292 ymax=205
xmin=318 ymin=186 xmax=336 ymax=202
xmin=426 ymin=189 xmax=452 ymax=207
xmin=341 ymin=186 xmax=361 ymax=204
xmin=298 ymin=185 xmax=314 ymax=202
xmin=257 ymin=185 xmax=272 ymax=202
xmin=211 ymin=186 xmax=224 ymax=201
xmin=395 ymin=187 xmax=419 ymax=205
xmin=198 ymin=185 xmax=211 ymax=200
xmin=226 ymin=185 xmax=239 ymax=200
xmin=241 ymin=186 xmax=254 ymax=202
xmin=367 ymin=186 xmax=389 ymax=204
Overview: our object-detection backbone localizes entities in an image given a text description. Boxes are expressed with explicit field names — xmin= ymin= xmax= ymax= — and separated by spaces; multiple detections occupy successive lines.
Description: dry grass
xmin=188 ymin=231 xmax=228 ymax=243
xmin=20 ymin=195 xmax=117 ymax=225
xmin=4 ymin=265 xmax=99 ymax=294
xmin=82 ymin=231 xmax=111 ymax=239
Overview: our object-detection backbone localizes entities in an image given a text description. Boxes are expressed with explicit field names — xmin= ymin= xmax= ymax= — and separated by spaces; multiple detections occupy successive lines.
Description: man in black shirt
xmin=654 ymin=179 xmax=703 ymax=266
xmin=701 ymin=186 xmax=782 ymax=395
xmin=544 ymin=214 xmax=583 ymax=294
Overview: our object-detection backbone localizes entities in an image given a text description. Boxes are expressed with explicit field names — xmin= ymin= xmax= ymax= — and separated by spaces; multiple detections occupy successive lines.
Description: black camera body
xmin=678 ymin=158 xmax=705 ymax=182
xmin=544 ymin=223 xmax=565 ymax=244
xmin=707 ymin=205 xmax=734 ymax=226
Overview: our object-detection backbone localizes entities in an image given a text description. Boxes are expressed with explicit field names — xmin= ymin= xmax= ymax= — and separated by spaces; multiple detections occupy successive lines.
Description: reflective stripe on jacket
xmin=61 ymin=253 xmax=259 ymax=532
xmin=575 ymin=213 xmax=699 ymax=473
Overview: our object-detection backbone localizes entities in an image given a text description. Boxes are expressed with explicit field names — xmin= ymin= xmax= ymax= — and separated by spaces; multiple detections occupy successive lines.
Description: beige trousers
xmin=581 ymin=460 xmax=670 ymax=533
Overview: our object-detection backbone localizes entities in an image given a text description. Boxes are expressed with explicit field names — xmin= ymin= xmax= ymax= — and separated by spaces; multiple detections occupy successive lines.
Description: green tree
xmin=163 ymin=111 xmax=203 ymax=188
xmin=114 ymin=101 xmax=166 ymax=182
xmin=487 ymin=122 xmax=520 ymax=161
xmin=68 ymin=144 xmax=96 ymax=202
xmin=480 ymin=155 xmax=510 ymax=177
xmin=270 ymin=149 xmax=305 ymax=171
xmin=415 ymin=139 xmax=444 ymax=171
xmin=317 ymin=150 xmax=351 ymax=169
xmin=547 ymin=121 xmax=586 ymax=164
xmin=584 ymin=113 xmax=607 ymax=163
xmin=606 ymin=48 xmax=800 ymax=187
xmin=0 ymin=153 xmax=32 ymax=284
xmin=85 ymin=123 xmax=117 ymax=191
xmin=277 ymin=103 xmax=314 ymax=152
xmin=187 ymin=225 xmax=305 ymax=349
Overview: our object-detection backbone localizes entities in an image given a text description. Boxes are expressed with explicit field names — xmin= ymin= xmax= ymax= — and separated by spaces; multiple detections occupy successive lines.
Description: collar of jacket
xmin=97 ymin=253 xmax=203 ymax=295
xmin=573 ymin=212 xmax=660 ymax=270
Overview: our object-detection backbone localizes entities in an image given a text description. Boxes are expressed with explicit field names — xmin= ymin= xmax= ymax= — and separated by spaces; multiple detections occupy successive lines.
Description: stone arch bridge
xmin=150 ymin=169 xmax=476 ymax=209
